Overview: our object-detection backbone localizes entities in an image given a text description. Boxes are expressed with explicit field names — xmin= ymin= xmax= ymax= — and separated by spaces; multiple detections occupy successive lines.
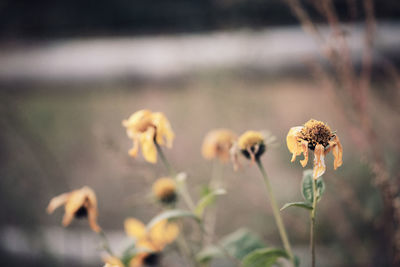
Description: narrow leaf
xmin=242 ymin=248 xmax=289 ymax=267
xmin=146 ymin=209 xmax=200 ymax=230
xmin=280 ymin=201 xmax=313 ymax=211
xmin=195 ymin=188 xmax=226 ymax=217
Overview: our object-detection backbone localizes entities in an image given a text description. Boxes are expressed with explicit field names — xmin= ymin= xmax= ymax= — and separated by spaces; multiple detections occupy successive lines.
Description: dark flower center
xmin=241 ymin=143 xmax=266 ymax=160
xmin=299 ymin=119 xmax=334 ymax=150
xmin=143 ymin=253 xmax=161 ymax=266
xmin=74 ymin=206 xmax=88 ymax=218
xmin=160 ymin=192 xmax=177 ymax=204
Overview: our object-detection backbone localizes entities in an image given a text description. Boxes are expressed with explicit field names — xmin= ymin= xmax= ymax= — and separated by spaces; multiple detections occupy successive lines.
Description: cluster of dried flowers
xmin=47 ymin=109 xmax=342 ymax=267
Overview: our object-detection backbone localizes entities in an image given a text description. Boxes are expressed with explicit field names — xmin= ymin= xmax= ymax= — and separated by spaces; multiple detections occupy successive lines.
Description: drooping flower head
xmin=152 ymin=177 xmax=177 ymax=205
xmin=238 ymin=131 xmax=266 ymax=162
xmin=47 ymin=186 xmax=101 ymax=232
xmin=287 ymin=119 xmax=343 ymax=179
xmin=201 ymin=129 xmax=237 ymax=162
xmin=122 ymin=109 xmax=175 ymax=163
xmin=124 ymin=218 xmax=179 ymax=267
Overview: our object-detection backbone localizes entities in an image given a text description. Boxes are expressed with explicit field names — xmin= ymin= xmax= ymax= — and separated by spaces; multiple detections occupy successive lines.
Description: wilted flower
xmin=201 ymin=129 xmax=237 ymax=162
xmin=122 ymin=109 xmax=174 ymax=163
xmin=47 ymin=186 xmax=101 ymax=232
xmin=287 ymin=119 xmax=343 ymax=179
xmin=152 ymin=177 xmax=177 ymax=205
xmin=124 ymin=218 xmax=179 ymax=267
xmin=237 ymin=131 xmax=266 ymax=162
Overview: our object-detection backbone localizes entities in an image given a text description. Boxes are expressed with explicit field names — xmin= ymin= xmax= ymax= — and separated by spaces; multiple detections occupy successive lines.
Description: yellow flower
xmin=287 ymin=119 xmax=343 ymax=179
xmin=103 ymin=256 xmax=124 ymax=267
xmin=124 ymin=218 xmax=179 ymax=267
xmin=237 ymin=131 xmax=266 ymax=162
xmin=201 ymin=129 xmax=237 ymax=162
xmin=152 ymin=177 xmax=177 ymax=204
xmin=47 ymin=186 xmax=101 ymax=233
xmin=122 ymin=109 xmax=175 ymax=163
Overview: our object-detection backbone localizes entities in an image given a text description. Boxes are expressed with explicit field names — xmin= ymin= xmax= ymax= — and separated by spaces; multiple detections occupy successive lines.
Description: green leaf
xmin=315 ymin=177 xmax=326 ymax=202
xmin=146 ymin=209 xmax=200 ymax=230
xmin=280 ymin=201 xmax=313 ymax=211
xmin=301 ymin=169 xmax=326 ymax=203
xmin=301 ymin=170 xmax=314 ymax=203
xmin=197 ymin=228 xmax=266 ymax=263
xmin=242 ymin=248 xmax=289 ymax=267
xmin=195 ymin=188 xmax=226 ymax=217
xmin=196 ymin=245 xmax=222 ymax=263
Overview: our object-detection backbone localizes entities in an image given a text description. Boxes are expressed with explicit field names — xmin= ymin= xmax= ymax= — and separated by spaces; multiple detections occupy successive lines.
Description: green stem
xmin=203 ymin=160 xmax=223 ymax=245
xmin=155 ymin=142 xmax=196 ymax=211
xmin=256 ymin=159 xmax=294 ymax=265
xmin=98 ymin=230 xmax=113 ymax=256
xmin=310 ymin=178 xmax=317 ymax=267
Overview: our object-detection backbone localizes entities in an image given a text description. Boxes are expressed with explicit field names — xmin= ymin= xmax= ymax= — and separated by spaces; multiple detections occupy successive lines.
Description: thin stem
xmin=203 ymin=160 xmax=223 ymax=245
xmin=310 ymin=178 xmax=318 ymax=267
xmin=256 ymin=159 xmax=294 ymax=265
xmin=155 ymin=142 xmax=196 ymax=211
xmin=98 ymin=230 xmax=113 ymax=256
xmin=177 ymin=222 xmax=199 ymax=267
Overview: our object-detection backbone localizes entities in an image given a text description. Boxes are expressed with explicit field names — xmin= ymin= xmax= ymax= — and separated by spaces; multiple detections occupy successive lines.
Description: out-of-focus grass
xmin=0 ymin=74 xmax=394 ymax=266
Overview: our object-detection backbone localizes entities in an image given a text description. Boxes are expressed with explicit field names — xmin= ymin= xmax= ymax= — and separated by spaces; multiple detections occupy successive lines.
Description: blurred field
xmin=1 ymin=67 xmax=397 ymax=266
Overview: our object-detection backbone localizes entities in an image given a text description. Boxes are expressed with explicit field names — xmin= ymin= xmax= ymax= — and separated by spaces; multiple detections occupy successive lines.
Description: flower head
xmin=124 ymin=218 xmax=179 ymax=267
xmin=202 ymin=129 xmax=237 ymax=162
xmin=238 ymin=131 xmax=266 ymax=161
xmin=47 ymin=186 xmax=101 ymax=232
xmin=287 ymin=119 xmax=343 ymax=179
xmin=152 ymin=177 xmax=177 ymax=205
xmin=122 ymin=109 xmax=174 ymax=163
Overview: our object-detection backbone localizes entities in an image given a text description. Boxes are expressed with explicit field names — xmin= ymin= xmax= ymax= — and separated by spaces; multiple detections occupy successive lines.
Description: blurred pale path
xmin=0 ymin=23 xmax=399 ymax=82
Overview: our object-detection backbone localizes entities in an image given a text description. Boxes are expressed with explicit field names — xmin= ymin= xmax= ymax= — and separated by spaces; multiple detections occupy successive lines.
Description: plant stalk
xmin=155 ymin=142 xmax=196 ymax=211
xmin=256 ymin=159 xmax=294 ymax=265
xmin=310 ymin=177 xmax=317 ymax=267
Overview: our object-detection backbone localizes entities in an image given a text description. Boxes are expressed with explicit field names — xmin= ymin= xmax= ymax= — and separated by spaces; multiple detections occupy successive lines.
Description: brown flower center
xmin=299 ymin=119 xmax=334 ymax=150
xmin=74 ymin=206 xmax=88 ymax=218
xmin=143 ymin=253 xmax=161 ymax=266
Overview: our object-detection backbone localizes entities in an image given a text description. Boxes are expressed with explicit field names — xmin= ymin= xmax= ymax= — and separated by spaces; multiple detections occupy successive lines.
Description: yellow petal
xmin=313 ymin=144 xmax=326 ymax=179
xmin=286 ymin=126 xmax=303 ymax=162
xmin=149 ymin=219 xmax=179 ymax=248
xmin=125 ymin=218 xmax=147 ymax=240
xmin=122 ymin=109 xmax=153 ymax=128
xmin=331 ymin=136 xmax=343 ymax=170
xmin=140 ymin=127 xmax=157 ymax=163
xmin=129 ymin=138 xmax=140 ymax=158
xmin=47 ymin=193 xmax=69 ymax=214
xmin=300 ymin=140 xmax=309 ymax=167
xmin=64 ymin=189 xmax=87 ymax=217
xmin=152 ymin=112 xmax=175 ymax=148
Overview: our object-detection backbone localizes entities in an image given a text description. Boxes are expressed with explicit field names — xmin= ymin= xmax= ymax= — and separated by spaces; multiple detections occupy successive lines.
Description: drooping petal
xmin=125 ymin=218 xmax=147 ymax=240
xmin=129 ymin=138 xmax=140 ymax=158
xmin=149 ymin=219 xmax=179 ymax=249
xmin=313 ymin=144 xmax=326 ymax=179
xmin=122 ymin=109 xmax=153 ymax=128
xmin=47 ymin=193 xmax=70 ymax=214
xmin=300 ymin=140 xmax=309 ymax=167
xmin=64 ymin=190 xmax=87 ymax=217
xmin=152 ymin=112 xmax=175 ymax=148
xmin=140 ymin=127 xmax=157 ymax=163
xmin=286 ymin=126 xmax=303 ymax=162
xmin=331 ymin=136 xmax=343 ymax=170
xmin=87 ymin=204 xmax=101 ymax=233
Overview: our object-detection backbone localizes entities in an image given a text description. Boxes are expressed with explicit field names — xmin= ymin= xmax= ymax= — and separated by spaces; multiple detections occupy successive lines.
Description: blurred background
xmin=0 ymin=0 xmax=399 ymax=266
